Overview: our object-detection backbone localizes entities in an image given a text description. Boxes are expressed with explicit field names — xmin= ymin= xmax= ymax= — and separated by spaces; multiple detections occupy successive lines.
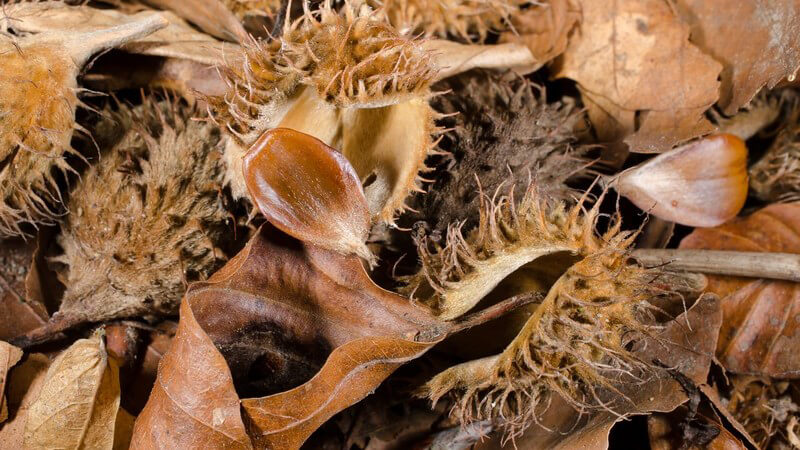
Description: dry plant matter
xmin=1 ymin=1 xmax=800 ymax=449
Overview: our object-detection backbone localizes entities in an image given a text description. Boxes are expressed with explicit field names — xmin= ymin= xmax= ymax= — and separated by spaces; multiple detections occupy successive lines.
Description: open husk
xmin=211 ymin=0 xmax=441 ymax=224
xmin=0 ymin=13 xmax=168 ymax=236
xmin=413 ymin=187 xmax=667 ymax=436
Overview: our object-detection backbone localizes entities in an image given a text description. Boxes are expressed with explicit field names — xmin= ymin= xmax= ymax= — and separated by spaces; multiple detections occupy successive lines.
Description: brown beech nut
xmin=243 ymin=128 xmax=373 ymax=261
xmin=616 ymin=134 xmax=748 ymax=227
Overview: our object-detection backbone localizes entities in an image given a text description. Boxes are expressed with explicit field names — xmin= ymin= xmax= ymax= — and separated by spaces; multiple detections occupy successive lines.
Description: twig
xmin=444 ymin=292 xmax=542 ymax=337
xmin=632 ymin=249 xmax=800 ymax=282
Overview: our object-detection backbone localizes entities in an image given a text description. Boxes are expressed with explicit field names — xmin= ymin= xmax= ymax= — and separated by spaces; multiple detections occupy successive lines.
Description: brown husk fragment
xmin=417 ymin=71 xmax=590 ymax=234
xmin=750 ymin=119 xmax=800 ymax=203
xmin=29 ymin=98 xmax=232 ymax=341
xmin=680 ymin=202 xmax=800 ymax=378
xmin=368 ymin=0 xmax=524 ymax=42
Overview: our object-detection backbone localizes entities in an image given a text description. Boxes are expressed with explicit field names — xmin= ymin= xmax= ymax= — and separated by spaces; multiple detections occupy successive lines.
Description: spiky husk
xmin=417 ymin=188 xmax=665 ymax=437
xmin=401 ymin=184 xmax=606 ymax=320
xmin=368 ymin=0 xmax=523 ymax=42
xmin=53 ymin=98 xmax=231 ymax=323
xmin=750 ymin=123 xmax=800 ymax=203
xmin=212 ymin=1 xmax=439 ymax=222
xmin=417 ymin=71 xmax=590 ymax=234
xmin=0 ymin=40 xmax=80 ymax=236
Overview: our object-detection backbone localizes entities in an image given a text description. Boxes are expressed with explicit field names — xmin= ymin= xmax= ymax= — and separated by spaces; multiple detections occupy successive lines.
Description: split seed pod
xmin=750 ymin=122 xmax=800 ymax=202
xmin=213 ymin=1 xmax=442 ymax=224
xmin=47 ymin=99 xmax=232 ymax=333
xmin=408 ymin=186 xmax=666 ymax=435
xmin=615 ymin=134 xmax=748 ymax=227
xmin=0 ymin=13 xmax=168 ymax=236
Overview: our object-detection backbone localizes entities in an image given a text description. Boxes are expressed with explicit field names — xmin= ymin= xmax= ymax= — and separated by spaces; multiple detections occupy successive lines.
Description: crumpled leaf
xmin=0 ymin=353 xmax=50 ymax=449
xmin=137 ymin=0 xmax=247 ymax=41
xmin=0 ymin=239 xmax=48 ymax=341
xmin=0 ymin=342 xmax=23 ymax=423
xmin=475 ymin=295 xmax=723 ymax=449
xmin=131 ymin=224 xmax=445 ymax=449
xmin=676 ymin=0 xmax=800 ymax=115
xmin=555 ymin=0 xmax=722 ymax=152
xmin=680 ymin=202 xmax=800 ymax=377
xmin=615 ymin=134 xmax=748 ymax=227
xmin=24 ymin=332 xmax=121 ymax=449
xmin=499 ymin=0 xmax=580 ymax=65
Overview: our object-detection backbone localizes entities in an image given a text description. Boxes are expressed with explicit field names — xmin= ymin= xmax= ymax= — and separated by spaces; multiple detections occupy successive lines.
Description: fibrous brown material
xmin=212 ymin=0 xmax=440 ymax=223
xmin=726 ymin=376 xmax=800 ymax=449
xmin=417 ymin=71 xmax=589 ymax=234
xmin=750 ymin=122 xmax=800 ymax=203
xmin=52 ymin=98 xmax=231 ymax=327
xmin=369 ymin=0 xmax=523 ymax=42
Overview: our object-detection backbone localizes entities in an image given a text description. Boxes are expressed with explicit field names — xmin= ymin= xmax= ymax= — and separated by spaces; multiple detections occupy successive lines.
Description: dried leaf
xmin=555 ymin=0 xmax=722 ymax=152
xmin=24 ymin=333 xmax=121 ymax=449
xmin=0 ymin=353 xmax=50 ymax=449
xmin=0 ymin=342 xmax=23 ymax=423
xmin=244 ymin=128 xmax=372 ymax=260
xmin=648 ymin=407 xmax=742 ymax=450
xmin=498 ymin=0 xmax=580 ymax=64
xmin=0 ymin=8 xmax=168 ymax=236
xmin=132 ymin=224 xmax=444 ymax=448
xmin=680 ymin=203 xmax=800 ymax=377
xmin=0 ymin=239 xmax=47 ymax=341
xmin=676 ymin=0 xmax=800 ymax=115
xmin=615 ymin=134 xmax=749 ymax=227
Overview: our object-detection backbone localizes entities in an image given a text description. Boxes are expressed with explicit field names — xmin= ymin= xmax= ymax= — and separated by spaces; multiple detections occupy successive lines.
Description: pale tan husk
xmin=212 ymin=0 xmax=441 ymax=223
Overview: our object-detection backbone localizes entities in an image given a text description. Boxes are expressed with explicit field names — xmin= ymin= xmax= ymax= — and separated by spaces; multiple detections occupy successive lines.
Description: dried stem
xmin=632 ymin=249 xmax=800 ymax=282
xmin=446 ymin=292 xmax=542 ymax=336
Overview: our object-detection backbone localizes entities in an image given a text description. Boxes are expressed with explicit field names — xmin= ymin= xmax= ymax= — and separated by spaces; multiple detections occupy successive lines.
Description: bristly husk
xmin=51 ymin=98 xmax=232 ymax=326
xmin=367 ymin=0 xmax=524 ymax=42
xmin=414 ymin=186 xmax=665 ymax=438
xmin=401 ymin=181 xmax=606 ymax=320
xmin=749 ymin=101 xmax=800 ymax=202
xmin=416 ymin=70 xmax=591 ymax=234
xmin=0 ymin=14 xmax=167 ymax=237
xmin=211 ymin=0 xmax=440 ymax=224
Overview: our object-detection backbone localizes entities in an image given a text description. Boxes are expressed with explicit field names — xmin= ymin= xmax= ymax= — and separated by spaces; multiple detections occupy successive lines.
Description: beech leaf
xmin=0 ymin=342 xmax=23 ymax=424
xmin=0 ymin=354 xmax=50 ymax=449
xmin=680 ymin=202 xmax=800 ymax=378
xmin=556 ymin=0 xmax=722 ymax=152
xmin=24 ymin=333 xmax=121 ymax=449
xmin=243 ymin=128 xmax=373 ymax=261
xmin=616 ymin=134 xmax=749 ymax=227
xmin=132 ymin=225 xmax=446 ymax=449
xmin=677 ymin=0 xmax=800 ymax=115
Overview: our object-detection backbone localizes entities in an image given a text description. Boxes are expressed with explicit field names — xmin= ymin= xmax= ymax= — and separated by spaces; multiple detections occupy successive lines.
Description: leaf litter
xmin=0 ymin=0 xmax=799 ymax=449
